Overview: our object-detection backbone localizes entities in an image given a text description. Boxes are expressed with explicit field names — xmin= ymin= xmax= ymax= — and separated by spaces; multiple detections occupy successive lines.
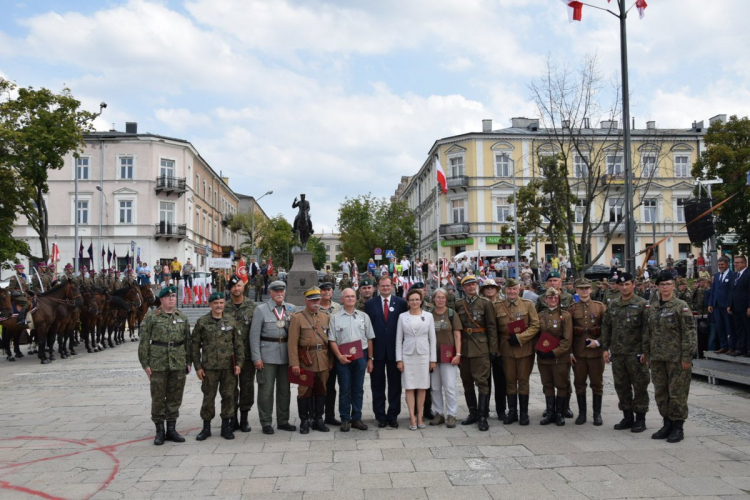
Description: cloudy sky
xmin=2 ymin=0 xmax=749 ymax=232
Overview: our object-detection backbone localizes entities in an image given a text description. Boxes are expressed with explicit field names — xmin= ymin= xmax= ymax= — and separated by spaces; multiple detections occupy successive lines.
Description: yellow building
xmin=395 ymin=116 xmax=723 ymax=267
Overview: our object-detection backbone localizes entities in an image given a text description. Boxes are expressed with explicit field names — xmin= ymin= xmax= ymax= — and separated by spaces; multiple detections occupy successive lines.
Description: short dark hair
xmin=406 ymin=288 xmax=423 ymax=302
xmin=719 ymin=256 xmax=730 ymax=265
xmin=734 ymin=255 xmax=747 ymax=264
xmin=378 ymin=276 xmax=393 ymax=285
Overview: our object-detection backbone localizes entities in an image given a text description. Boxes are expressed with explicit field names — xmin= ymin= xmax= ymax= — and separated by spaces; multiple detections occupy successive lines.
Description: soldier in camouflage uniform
xmin=138 ymin=285 xmax=192 ymax=445
xmin=355 ymin=278 xmax=376 ymax=311
xmin=676 ymin=278 xmax=692 ymax=303
xmin=225 ymin=275 xmax=257 ymax=433
xmin=603 ymin=280 xmax=621 ymax=306
xmin=643 ymin=271 xmax=697 ymax=443
xmin=192 ymin=292 xmax=244 ymax=441
xmin=537 ymin=288 xmax=573 ymax=426
xmin=601 ymin=272 xmax=650 ymax=433
xmin=338 ymin=273 xmax=353 ymax=291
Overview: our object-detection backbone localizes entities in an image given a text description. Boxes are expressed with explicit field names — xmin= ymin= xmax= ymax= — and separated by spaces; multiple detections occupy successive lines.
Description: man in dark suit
xmin=728 ymin=255 xmax=750 ymax=357
xmin=708 ymin=256 xmax=734 ymax=354
xmin=365 ymin=275 xmax=409 ymax=427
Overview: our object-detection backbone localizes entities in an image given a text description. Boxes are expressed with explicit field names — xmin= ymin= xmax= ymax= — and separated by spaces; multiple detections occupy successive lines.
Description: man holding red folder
xmin=536 ymin=288 xmax=573 ymax=426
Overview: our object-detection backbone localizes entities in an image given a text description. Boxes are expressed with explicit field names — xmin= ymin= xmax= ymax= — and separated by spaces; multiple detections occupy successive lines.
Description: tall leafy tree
xmin=255 ymin=215 xmax=296 ymax=271
xmin=307 ymin=236 xmax=327 ymax=270
xmin=691 ymin=115 xmax=750 ymax=253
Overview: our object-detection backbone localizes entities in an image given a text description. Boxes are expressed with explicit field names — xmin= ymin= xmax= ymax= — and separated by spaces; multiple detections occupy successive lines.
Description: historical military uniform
xmin=95 ymin=271 xmax=108 ymax=290
xmin=480 ymin=279 xmax=505 ymax=420
xmin=83 ymin=271 xmax=96 ymax=289
xmin=495 ymin=278 xmax=540 ymax=426
xmin=455 ymin=275 xmax=497 ymax=431
xmin=249 ymin=281 xmax=297 ymax=434
xmin=192 ymin=294 xmax=244 ymax=441
xmin=225 ymin=280 xmax=257 ymax=433
xmin=58 ymin=266 xmax=77 ymax=285
xmin=318 ymin=283 xmax=342 ymax=426
xmin=253 ymin=273 xmax=264 ymax=302
xmin=138 ymin=286 xmax=191 ymax=445
xmin=537 ymin=288 xmax=573 ymax=426
xmin=644 ymin=272 xmax=696 ymax=443
xmin=288 ymin=288 xmax=332 ymax=433
xmin=569 ymin=278 xmax=606 ymax=426
xmin=601 ymin=273 xmax=650 ymax=432
xmin=30 ymin=265 xmax=47 ymax=294
xmin=8 ymin=266 xmax=30 ymax=325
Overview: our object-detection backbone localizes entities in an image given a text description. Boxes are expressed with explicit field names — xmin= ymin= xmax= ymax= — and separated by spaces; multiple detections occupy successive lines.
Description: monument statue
xmin=292 ymin=194 xmax=314 ymax=250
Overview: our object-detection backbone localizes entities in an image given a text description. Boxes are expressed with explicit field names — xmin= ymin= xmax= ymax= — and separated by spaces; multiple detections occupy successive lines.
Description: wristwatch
xmin=369 ymin=357 xmax=374 ymax=361
xmin=456 ymin=353 xmax=461 ymax=356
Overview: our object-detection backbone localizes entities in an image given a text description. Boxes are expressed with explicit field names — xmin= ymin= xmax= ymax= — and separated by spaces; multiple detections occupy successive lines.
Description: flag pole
xmin=435 ymin=153 xmax=441 ymax=276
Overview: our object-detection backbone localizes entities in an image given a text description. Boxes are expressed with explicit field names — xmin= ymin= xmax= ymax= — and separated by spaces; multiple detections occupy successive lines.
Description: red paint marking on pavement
xmin=0 ymin=481 xmax=65 ymax=500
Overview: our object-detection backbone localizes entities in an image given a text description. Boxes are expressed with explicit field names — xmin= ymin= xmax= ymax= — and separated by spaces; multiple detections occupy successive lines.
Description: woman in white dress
xmin=396 ymin=289 xmax=437 ymax=430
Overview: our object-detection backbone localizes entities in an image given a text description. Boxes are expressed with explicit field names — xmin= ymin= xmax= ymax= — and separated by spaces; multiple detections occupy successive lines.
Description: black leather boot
xmin=154 ymin=421 xmax=165 ymax=446
xmin=232 ymin=410 xmax=240 ymax=431
xmin=17 ymin=306 xmax=28 ymax=326
xmin=298 ymin=398 xmax=311 ymax=434
xmin=555 ymin=396 xmax=566 ymax=426
xmin=503 ymin=394 xmax=518 ymax=424
xmin=614 ymin=411 xmax=634 ymax=430
xmin=564 ymin=395 xmax=574 ymax=418
xmin=651 ymin=418 xmax=672 ymax=439
xmin=631 ymin=412 xmax=647 ymax=433
xmin=165 ymin=421 xmax=185 ymax=442
xmin=592 ymin=394 xmax=603 ymax=426
xmin=575 ymin=393 xmax=587 ymax=425
xmin=220 ymin=418 xmax=235 ymax=440
xmin=240 ymin=410 xmax=251 ymax=432
xmin=667 ymin=420 xmax=684 ymax=443
xmin=540 ymin=396 xmax=556 ymax=425
xmin=518 ymin=394 xmax=530 ymax=426
xmin=312 ymin=396 xmax=330 ymax=432
xmin=477 ymin=394 xmax=490 ymax=431
xmin=461 ymin=390 xmax=479 ymax=425
xmin=196 ymin=420 xmax=211 ymax=441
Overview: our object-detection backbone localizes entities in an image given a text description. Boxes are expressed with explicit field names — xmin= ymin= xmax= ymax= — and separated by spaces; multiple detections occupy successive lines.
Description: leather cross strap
xmin=461 ymin=301 xmax=485 ymax=334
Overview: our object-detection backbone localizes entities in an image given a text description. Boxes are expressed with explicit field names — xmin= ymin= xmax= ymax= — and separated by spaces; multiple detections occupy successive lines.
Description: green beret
xmin=158 ymin=285 xmax=177 ymax=298
xmin=359 ymin=278 xmax=374 ymax=287
xmin=208 ymin=291 xmax=224 ymax=303
xmin=546 ymin=271 xmax=561 ymax=280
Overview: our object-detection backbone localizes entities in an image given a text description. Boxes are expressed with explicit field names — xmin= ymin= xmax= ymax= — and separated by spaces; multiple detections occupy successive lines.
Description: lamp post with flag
xmin=435 ymin=153 xmax=447 ymax=268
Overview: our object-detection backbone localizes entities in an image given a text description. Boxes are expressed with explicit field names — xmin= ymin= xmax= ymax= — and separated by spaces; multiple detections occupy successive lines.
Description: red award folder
xmin=440 ymin=344 xmax=456 ymax=363
xmin=535 ymin=332 xmax=560 ymax=353
xmin=507 ymin=319 xmax=527 ymax=335
xmin=338 ymin=341 xmax=363 ymax=361
xmin=287 ymin=366 xmax=314 ymax=387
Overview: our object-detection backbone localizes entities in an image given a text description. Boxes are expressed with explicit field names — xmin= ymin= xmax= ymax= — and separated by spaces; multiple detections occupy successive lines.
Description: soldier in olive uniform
xmin=192 ymin=292 xmax=244 ymax=441
xmin=58 ymin=264 xmax=76 ymax=285
xmin=445 ymin=286 xmax=457 ymax=311
xmin=138 ymin=286 xmax=192 ymax=445
xmin=46 ymin=264 xmax=58 ymax=287
xmin=537 ymin=288 xmax=573 ymax=426
xmin=8 ymin=264 xmax=31 ymax=325
xmin=249 ymin=280 xmax=297 ymax=435
xmin=569 ymin=278 xmax=607 ymax=426
xmin=355 ymin=278 xmax=376 ymax=311
xmin=676 ymin=278 xmax=692 ymax=303
xmin=30 ymin=263 xmax=47 ymax=294
xmin=643 ymin=271 xmax=697 ymax=443
xmin=253 ymin=272 xmax=264 ymax=302
xmin=495 ymin=278 xmax=540 ymax=426
xmin=83 ymin=269 xmax=96 ymax=289
xmin=318 ymin=281 xmax=342 ymax=426
xmin=481 ymin=279 xmax=506 ymax=420
xmin=601 ymin=272 xmax=650 ymax=433
xmin=455 ymin=275 xmax=498 ymax=431
xmin=95 ymin=269 xmax=107 ymax=289
xmin=288 ymin=288 xmax=332 ymax=434
xmin=338 ymin=273 xmax=353 ymax=291
xmin=603 ymin=280 xmax=621 ymax=305
xmin=225 ymin=275 xmax=256 ymax=433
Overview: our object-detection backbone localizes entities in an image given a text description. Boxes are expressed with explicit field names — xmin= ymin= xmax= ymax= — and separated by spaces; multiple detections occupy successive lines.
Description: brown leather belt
xmin=464 ymin=327 xmax=486 ymax=334
xmin=261 ymin=336 xmax=288 ymax=343
xmin=300 ymin=344 xmax=326 ymax=351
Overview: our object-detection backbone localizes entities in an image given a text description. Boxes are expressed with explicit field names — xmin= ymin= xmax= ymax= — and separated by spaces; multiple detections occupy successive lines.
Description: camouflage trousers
xmin=611 ymin=355 xmax=650 ymax=414
xmin=150 ymin=370 xmax=187 ymax=423
xmin=200 ymin=369 xmax=237 ymax=420
xmin=235 ymin=359 xmax=256 ymax=412
xmin=651 ymin=360 xmax=691 ymax=421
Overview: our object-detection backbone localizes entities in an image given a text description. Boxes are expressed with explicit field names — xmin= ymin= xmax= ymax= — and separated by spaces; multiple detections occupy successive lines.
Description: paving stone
xmin=555 ymin=466 xmax=623 ymax=482
xmin=179 ymin=453 xmax=235 ymax=467
xmin=264 ymin=441 xmax=313 ymax=452
xmin=391 ymin=471 xmax=451 ymax=488
xmin=446 ymin=469 xmax=508 ymax=486
xmin=307 ymin=461 xmax=362 ymax=477
xmin=607 ymin=462 xmax=682 ymax=480
xmin=304 ymin=490 xmax=364 ymax=500
xmin=282 ymin=451 xmax=334 ymax=464
xmin=252 ymin=463 xmax=307 ymax=478
xmin=358 ymin=439 xmax=404 ymax=449
xmin=362 ymin=459 xmax=415 ymax=474
xmin=425 ymin=485 xmax=492 ymax=500
xmin=232 ymin=452 xmax=283 ymax=466
xmin=485 ymin=482 xmax=557 ymax=499
xmin=515 ymin=454 xmax=575 ymax=469
xmin=565 ymin=451 xmax=631 ymax=466
xmin=501 ymin=468 xmax=567 ymax=483
xmin=429 ymin=445 xmax=483 ymax=459
xmin=661 ymin=477 xmax=745 ymax=496
xmin=382 ymin=448 xmax=434 ymax=461
xmin=568 ymin=478 xmax=680 ymax=499
xmin=275 ymin=475 xmax=334 ymax=492
xmin=140 ymin=466 xmax=201 ymax=481
xmin=334 ymin=473 xmax=392 ymax=490
xmin=412 ymin=458 xmax=471 ymax=472
xmin=478 ymin=444 xmax=533 ymax=457
xmin=364 ymin=488 xmax=427 ymax=499
xmin=484 ymin=456 xmax=524 ymax=470
xmin=334 ymin=449 xmax=383 ymax=462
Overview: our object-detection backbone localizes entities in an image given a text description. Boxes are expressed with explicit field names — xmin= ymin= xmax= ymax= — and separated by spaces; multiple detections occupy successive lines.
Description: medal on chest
xmin=273 ymin=307 xmax=285 ymax=328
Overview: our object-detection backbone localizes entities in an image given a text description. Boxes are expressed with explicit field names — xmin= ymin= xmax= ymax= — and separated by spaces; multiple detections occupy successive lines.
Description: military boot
xmin=575 ymin=393 xmax=587 ymax=425
xmin=592 ymin=394 xmax=603 ymax=426
xmin=555 ymin=396 xmax=566 ymax=426
xmin=232 ymin=410 xmax=241 ymax=431
xmin=298 ymin=398 xmax=311 ymax=434
xmin=461 ymin=391 xmax=479 ymax=425
xmin=631 ymin=413 xmax=647 ymax=433
xmin=196 ymin=420 xmax=212 ymax=441
xmin=614 ymin=411 xmax=634 ymax=430
xmin=503 ymin=394 xmax=518 ymax=424
xmin=652 ymin=418 xmax=672 ymax=439
xmin=666 ymin=420 xmax=684 ymax=443
xmin=540 ymin=396 xmax=556 ymax=425
xmin=153 ymin=421 xmax=165 ymax=446
xmin=312 ymin=395 xmax=330 ymax=432
xmin=518 ymin=394 xmax=530 ymax=426
xmin=240 ymin=410 xmax=251 ymax=433
xmin=477 ymin=394 xmax=490 ymax=431
xmin=17 ymin=306 xmax=28 ymax=326
xmin=220 ymin=418 xmax=235 ymax=440
xmin=564 ymin=395 xmax=574 ymax=418
xmin=165 ymin=421 xmax=185 ymax=442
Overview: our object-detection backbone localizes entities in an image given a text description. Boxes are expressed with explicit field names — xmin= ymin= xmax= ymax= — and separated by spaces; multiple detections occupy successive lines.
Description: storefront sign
xmin=441 ymin=238 xmax=473 ymax=247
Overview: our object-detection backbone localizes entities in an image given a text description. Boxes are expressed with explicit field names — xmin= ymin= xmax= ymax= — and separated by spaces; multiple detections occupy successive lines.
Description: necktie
xmin=383 ymin=298 xmax=389 ymax=321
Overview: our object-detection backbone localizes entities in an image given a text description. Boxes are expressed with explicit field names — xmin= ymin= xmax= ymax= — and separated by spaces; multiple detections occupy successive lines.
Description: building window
xmin=575 ymin=200 xmax=586 ymax=223
xmin=160 ymin=201 xmax=175 ymax=224
xmin=449 ymin=156 xmax=464 ymax=177
xmin=335 ymin=245 xmax=341 ymax=251
xmin=609 ymin=199 xmax=624 ymax=222
xmin=119 ymin=156 xmax=134 ymax=179
xmin=643 ymin=199 xmax=657 ymax=223
xmin=325 ymin=245 xmax=331 ymax=251
xmin=76 ymin=200 xmax=89 ymax=224
xmin=119 ymin=200 xmax=133 ymax=224
xmin=495 ymin=154 xmax=512 ymax=177
xmin=606 ymin=154 xmax=623 ymax=176
xmin=642 ymin=154 xmax=658 ymax=178
xmin=160 ymin=158 xmax=175 ymax=178
xmin=674 ymin=156 xmax=689 ymax=177
xmin=574 ymin=155 xmax=589 ymax=178
xmin=326 ymin=254 xmax=330 ymax=262
xmin=676 ymin=198 xmax=686 ymax=222
xmin=496 ymin=197 xmax=512 ymax=223
xmin=451 ymin=199 xmax=465 ymax=223
xmin=76 ymin=157 xmax=89 ymax=180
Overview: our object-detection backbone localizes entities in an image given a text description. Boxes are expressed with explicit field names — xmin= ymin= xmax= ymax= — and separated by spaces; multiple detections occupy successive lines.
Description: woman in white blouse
xmin=396 ymin=289 xmax=437 ymax=430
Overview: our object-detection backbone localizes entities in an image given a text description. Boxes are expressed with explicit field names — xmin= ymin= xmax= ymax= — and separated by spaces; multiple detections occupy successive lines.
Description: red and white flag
xmin=635 ymin=0 xmax=647 ymax=19
xmin=237 ymin=258 xmax=248 ymax=283
xmin=560 ymin=0 xmax=583 ymax=22
xmin=49 ymin=242 xmax=60 ymax=265
xmin=435 ymin=156 xmax=447 ymax=194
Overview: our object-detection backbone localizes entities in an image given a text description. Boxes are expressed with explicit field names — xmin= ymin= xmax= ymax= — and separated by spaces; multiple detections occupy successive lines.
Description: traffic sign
xmin=374 ymin=255 xmax=382 ymax=261
xmin=385 ymin=249 xmax=396 ymax=259
xmin=374 ymin=247 xmax=383 ymax=255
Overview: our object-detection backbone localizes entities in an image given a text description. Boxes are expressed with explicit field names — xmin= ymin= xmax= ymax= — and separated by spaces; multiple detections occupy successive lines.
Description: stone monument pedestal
xmin=286 ymin=250 xmax=318 ymax=308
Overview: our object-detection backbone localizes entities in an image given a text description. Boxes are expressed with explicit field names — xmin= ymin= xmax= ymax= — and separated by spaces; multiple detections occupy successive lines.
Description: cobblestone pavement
xmin=1 ymin=340 xmax=750 ymax=500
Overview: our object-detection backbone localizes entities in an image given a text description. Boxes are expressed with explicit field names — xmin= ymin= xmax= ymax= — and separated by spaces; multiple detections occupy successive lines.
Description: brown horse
xmin=108 ymin=283 xmax=142 ymax=345
xmin=0 ymin=287 xmax=26 ymax=361
xmin=78 ymin=286 xmax=100 ymax=353
xmin=134 ymin=283 xmax=156 ymax=341
xmin=31 ymin=281 xmax=83 ymax=364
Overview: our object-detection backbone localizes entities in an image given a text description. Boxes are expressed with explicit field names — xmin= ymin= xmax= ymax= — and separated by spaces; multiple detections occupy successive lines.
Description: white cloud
xmin=440 ymin=57 xmax=474 ymax=72
xmin=155 ymin=108 xmax=212 ymax=131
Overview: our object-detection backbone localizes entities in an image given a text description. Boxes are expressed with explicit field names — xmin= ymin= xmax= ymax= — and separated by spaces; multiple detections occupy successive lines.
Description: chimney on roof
xmin=601 ymin=120 xmax=618 ymax=130
xmin=125 ymin=122 xmax=138 ymax=134
xmin=482 ymin=119 xmax=492 ymax=132
xmin=221 ymin=177 xmax=229 ymax=186
xmin=709 ymin=114 xmax=727 ymax=125
xmin=511 ymin=117 xmax=538 ymax=129
xmin=562 ymin=119 xmax=570 ymax=129
xmin=646 ymin=120 xmax=656 ymax=130
xmin=583 ymin=117 xmax=590 ymax=129
xmin=692 ymin=120 xmax=704 ymax=132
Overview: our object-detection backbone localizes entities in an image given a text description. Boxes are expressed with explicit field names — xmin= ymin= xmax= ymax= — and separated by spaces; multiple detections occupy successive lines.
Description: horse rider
xmin=292 ymin=194 xmax=314 ymax=237
xmin=31 ymin=263 xmax=48 ymax=294
xmin=8 ymin=264 xmax=31 ymax=326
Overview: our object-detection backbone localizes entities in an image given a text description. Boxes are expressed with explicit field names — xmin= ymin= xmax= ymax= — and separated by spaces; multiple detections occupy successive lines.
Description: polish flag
xmin=237 ymin=258 xmax=248 ymax=283
xmin=635 ymin=0 xmax=647 ymax=19
xmin=49 ymin=242 xmax=60 ymax=265
xmin=435 ymin=156 xmax=447 ymax=194
xmin=561 ymin=0 xmax=583 ymax=22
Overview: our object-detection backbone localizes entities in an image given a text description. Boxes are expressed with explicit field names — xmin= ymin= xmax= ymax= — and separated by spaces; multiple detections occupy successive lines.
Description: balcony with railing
xmin=155 ymin=222 xmax=187 ymax=240
xmin=446 ymin=175 xmax=469 ymax=190
xmin=155 ymin=175 xmax=187 ymax=196
xmin=440 ymin=223 xmax=470 ymax=236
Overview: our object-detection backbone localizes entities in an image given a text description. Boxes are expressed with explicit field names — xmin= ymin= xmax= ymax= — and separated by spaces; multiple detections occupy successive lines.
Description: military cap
xmin=359 ymin=277 xmax=374 ymax=287
xmin=655 ymin=271 xmax=675 ymax=285
xmin=269 ymin=280 xmax=286 ymax=291
xmin=544 ymin=287 xmax=560 ymax=298
xmin=460 ymin=275 xmax=478 ymax=286
xmin=480 ymin=278 xmax=499 ymax=288
xmin=228 ymin=274 xmax=242 ymax=288
xmin=80 ymin=266 xmax=88 ymax=272
xmin=38 ymin=262 xmax=47 ymax=269
xmin=574 ymin=277 xmax=593 ymax=288
xmin=546 ymin=271 xmax=561 ymax=280
xmin=319 ymin=281 xmax=333 ymax=290
xmin=114 ymin=270 xmax=121 ymax=275
xmin=411 ymin=282 xmax=425 ymax=290
xmin=304 ymin=287 xmax=322 ymax=300
xmin=158 ymin=285 xmax=177 ymax=298
xmin=15 ymin=263 xmax=24 ymax=270
xmin=64 ymin=263 xmax=73 ymax=270
xmin=48 ymin=264 xmax=56 ymax=270
xmin=89 ymin=269 xmax=96 ymax=274
xmin=615 ymin=272 xmax=634 ymax=283
xmin=208 ymin=291 xmax=224 ymax=302
xmin=504 ymin=278 xmax=519 ymax=288
xmin=101 ymin=268 xmax=108 ymax=273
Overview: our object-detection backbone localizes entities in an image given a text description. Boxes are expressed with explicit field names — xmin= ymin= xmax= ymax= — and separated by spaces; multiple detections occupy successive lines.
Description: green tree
xmin=0 ymin=159 xmax=31 ymax=266
xmin=255 ymin=215 xmax=295 ymax=271
xmin=691 ymin=115 xmax=750 ymax=253
xmin=307 ymin=236 xmax=327 ymax=270
xmin=0 ymin=79 xmax=96 ymax=262
xmin=337 ymin=194 xmax=417 ymax=267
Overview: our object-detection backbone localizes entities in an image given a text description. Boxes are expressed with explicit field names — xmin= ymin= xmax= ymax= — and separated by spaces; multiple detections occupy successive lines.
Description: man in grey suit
xmin=249 ymin=280 xmax=298 ymax=434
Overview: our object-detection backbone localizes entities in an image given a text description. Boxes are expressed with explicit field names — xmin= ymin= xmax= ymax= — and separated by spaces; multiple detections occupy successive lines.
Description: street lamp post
xmin=251 ymin=190 xmax=273 ymax=259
